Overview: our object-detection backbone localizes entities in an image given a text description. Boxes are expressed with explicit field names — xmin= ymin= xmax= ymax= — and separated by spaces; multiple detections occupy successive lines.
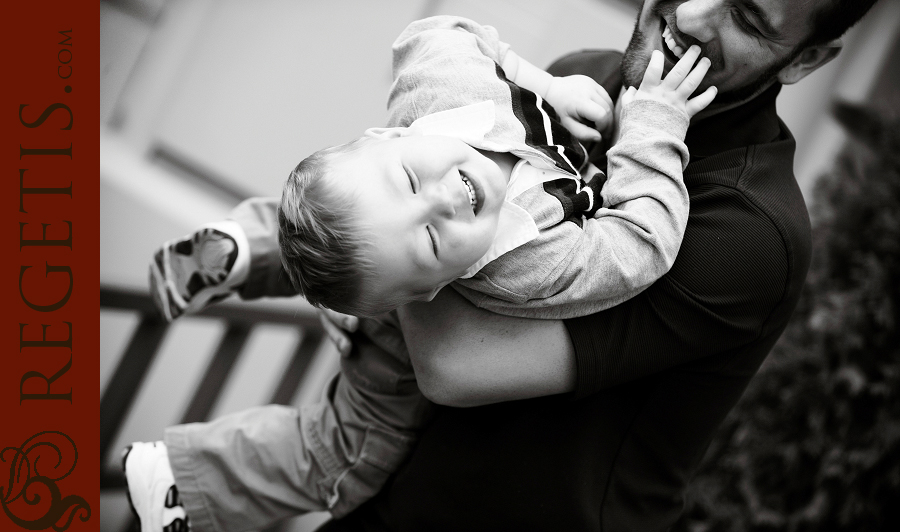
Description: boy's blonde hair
xmin=277 ymin=139 xmax=406 ymax=318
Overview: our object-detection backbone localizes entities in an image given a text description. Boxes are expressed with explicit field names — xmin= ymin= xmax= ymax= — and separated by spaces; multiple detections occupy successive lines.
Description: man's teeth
xmin=662 ymin=24 xmax=685 ymax=58
xmin=462 ymin=176 xmax=477 ymax=209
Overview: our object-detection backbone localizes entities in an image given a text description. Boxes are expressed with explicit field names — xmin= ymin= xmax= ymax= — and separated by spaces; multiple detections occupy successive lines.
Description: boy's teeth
xmin=462 ymin=176 xmax=477 ymax=209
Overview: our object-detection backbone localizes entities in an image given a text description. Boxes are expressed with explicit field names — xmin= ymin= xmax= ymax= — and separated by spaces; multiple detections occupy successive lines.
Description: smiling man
xmin=310 ymin=0 xmax=880 ymax=530
xmin=621 ymin=0 xmax=856 ymax=106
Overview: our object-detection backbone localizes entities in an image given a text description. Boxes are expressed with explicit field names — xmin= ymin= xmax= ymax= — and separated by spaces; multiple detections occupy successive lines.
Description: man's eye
xmin=405 ymin=167 xmax=418 ymax=193
xmin=731 ymin=8 xmax=758 ymax=35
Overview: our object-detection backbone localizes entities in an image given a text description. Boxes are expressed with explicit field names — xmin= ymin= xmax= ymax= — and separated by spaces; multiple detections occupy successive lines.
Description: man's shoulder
xmin=681 ymin=139 xmax=810 ymax=301
xmin=689 ymin=134 xmax=806 ymax=233
xmin=742 ymin=139 xmax=811 ymax=267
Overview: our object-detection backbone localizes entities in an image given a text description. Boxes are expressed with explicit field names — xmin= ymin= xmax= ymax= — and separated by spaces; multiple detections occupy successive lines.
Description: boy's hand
xmin=317 ymin=308 xmax=358 ymax=357
xmin=544 ymin=75 xmax=614 ymax=143
xmin=625 ymin=45 xmax=716 ymax=118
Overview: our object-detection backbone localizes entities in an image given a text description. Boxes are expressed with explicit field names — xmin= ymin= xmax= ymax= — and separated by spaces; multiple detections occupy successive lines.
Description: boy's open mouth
xmin=461 ymin=173 xmax=482 ymax=215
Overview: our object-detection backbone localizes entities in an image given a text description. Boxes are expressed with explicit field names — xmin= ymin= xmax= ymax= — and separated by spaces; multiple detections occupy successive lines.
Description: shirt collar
xmin=460 ymin=159 xmax=562 ymax=278
xmin=369 ymin=100 xmax=572 ymax=279
xmin=402 ymin=99 xmax=496 ymax=144
xmin=686 ymin=83 xmax=785 ymax=158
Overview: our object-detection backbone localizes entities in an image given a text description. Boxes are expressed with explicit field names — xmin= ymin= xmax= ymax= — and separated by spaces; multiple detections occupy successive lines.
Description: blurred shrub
xmin=673 ymin=102 xmax=900 ymax=532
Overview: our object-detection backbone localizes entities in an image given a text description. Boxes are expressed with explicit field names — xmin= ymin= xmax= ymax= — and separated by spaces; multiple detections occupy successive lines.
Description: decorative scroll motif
xmin=1 ymin=431 xmax=91 ymax=531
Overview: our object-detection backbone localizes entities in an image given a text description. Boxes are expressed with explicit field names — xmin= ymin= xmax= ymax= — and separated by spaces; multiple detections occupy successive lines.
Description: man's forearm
xmin=396 ymin=287 xmax=576 ymax=407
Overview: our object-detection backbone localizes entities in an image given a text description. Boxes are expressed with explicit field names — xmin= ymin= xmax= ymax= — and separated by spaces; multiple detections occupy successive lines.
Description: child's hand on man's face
xmin=544 ymin=75 xmax=614 ymax=143
xmin=628 ymin=46 xmax=717 ymax=119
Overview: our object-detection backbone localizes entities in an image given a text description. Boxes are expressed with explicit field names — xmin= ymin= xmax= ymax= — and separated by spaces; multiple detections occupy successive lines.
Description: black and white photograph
xmin=99 ymin=1 xmax=900 ymax=531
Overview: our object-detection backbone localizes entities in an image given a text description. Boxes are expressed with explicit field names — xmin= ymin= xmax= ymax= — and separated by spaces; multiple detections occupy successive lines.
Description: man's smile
xmin=662 ymin=20 xmax=686 ymax=60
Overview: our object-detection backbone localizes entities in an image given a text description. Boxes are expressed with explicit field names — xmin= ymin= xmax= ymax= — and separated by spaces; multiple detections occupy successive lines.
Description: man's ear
xmin=777 ymin=39 xmax=842 ymax=85
xmin=363 ymin=126 xmax=409 ymax=139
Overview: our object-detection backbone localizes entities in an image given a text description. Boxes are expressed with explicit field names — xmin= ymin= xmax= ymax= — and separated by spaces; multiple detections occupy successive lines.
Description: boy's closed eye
xmin=405 ymin=166 xmax=419 ymax=192
xmin=403 ymin=166 xmax=440 ymax=257
xmin=427 ymin=225 xmax=439 ymax=257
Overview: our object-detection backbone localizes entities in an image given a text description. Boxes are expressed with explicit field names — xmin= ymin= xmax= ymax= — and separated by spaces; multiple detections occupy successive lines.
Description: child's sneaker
xmin=149 ymin=220 xmax=250 ymax=321
xmin=122 ymin=441 xmax=190 ymax=532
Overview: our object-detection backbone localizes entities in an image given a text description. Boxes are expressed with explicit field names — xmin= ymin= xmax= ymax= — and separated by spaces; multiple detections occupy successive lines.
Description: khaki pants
xmin=163 ymin=199 xmax=432 ymax=532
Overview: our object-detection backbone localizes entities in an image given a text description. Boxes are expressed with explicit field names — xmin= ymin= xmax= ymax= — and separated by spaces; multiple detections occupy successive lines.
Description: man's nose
xmin=675 ymin=0 xmax=722 ymax=43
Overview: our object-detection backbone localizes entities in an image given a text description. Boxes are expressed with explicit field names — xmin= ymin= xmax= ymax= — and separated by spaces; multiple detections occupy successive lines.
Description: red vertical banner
xmin=1 ymin=2 xmax=99 ymax=531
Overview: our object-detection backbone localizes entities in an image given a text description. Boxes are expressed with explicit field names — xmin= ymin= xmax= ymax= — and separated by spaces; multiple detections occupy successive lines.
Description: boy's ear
xmin=363 ymin=126 xmax=410 ymax=139
xmin=777 ymin=38 xmax=842 ymax=85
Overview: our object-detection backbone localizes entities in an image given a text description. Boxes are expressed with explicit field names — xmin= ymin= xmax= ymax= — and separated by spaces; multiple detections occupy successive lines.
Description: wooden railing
xmin=100 ymin=285 xmax=327 ymax=532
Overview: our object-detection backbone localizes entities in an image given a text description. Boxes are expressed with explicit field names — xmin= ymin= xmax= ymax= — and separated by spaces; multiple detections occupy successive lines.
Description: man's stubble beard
xmin=620 ymin=16 xmax=651 ymax=89
xmin=619 ymin=8 xmax=797 ymax=107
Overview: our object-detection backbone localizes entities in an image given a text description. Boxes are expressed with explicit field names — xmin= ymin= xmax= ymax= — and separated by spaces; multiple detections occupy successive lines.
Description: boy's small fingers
xmin=317 ymin=310 xmax=353 ymax=356
xmin=627 ymin=85 xmax=639 ymax=100
xmin=686 ymin=86 xmax=717 ymax=117
xmin=678 ymin=56 xmax=711 ymax=95
xmin=562 ymin=117 xmax=602 ymax=142
xmin=641 ymin=50 xmax=665 ymax=87
xmin=620 ymin=86 xmax=637 ymax=106
xmin=322 ymin=308 xmax=358 ymax=332
xmin=592 ymin=87 xmax=614 ymax=110
xmin=595 ymin=113 xmax=614 ymax=135
xmin=578 ymin=100 xmax=608 ymax=123
xmin=662 ymin=45 xmax=701 ymax=87
xmin=317 ymin=311 xmax=337 ymax=336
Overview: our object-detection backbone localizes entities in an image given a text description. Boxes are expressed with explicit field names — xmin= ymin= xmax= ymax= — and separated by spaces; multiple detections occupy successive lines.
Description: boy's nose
xmin=675 ymin=0 xmax=721 ymax=43
xmin=424 ymin=185 xmax=456 ymax=217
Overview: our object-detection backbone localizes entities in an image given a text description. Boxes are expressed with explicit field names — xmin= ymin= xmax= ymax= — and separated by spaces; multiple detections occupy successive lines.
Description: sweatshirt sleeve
xmin=386 ymin=16 xmax=512 ymax=128
xmin=453 ymin=98 xmax=690 ymax=319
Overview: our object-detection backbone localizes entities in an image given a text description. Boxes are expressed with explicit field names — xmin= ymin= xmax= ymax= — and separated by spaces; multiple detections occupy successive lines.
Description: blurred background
xmin=100 ymin=1 xmax=900 ymax=531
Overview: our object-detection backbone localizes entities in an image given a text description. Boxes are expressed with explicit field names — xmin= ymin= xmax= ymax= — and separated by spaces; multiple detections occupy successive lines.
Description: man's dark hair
xmin=803 ymin=0 xmax=880 ymax=47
